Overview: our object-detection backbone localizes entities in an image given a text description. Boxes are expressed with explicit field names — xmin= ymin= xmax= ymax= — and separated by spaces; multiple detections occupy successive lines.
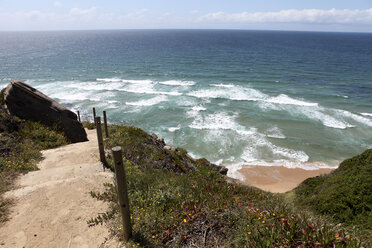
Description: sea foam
xmin=168 ymin=125 xmax=181 ymax=132
xmin=97 ymin=78 xmax=122 ymax=82
xmin=239 ymin=130 xmax=309 ymax=163
xmin=189 ymin=112 xmax=240 ymax=130
xmin=265 ymin=126 xmax=286 ymax=139
xmin=67 ymin=81 xmax=124 ymax=91
xmin=159 ymin=80 xmax=196 ymax=86
xmin=187 ymin=85 xmax=265 ymax=101
xmin=338 ymin=110 xmax=372 ymax=127
xmin=265 ymin=94 xmax=318 ymax=107
xmin=119 ymin=81 xmax=182 ymax=96
xmin=126 ymin=95 xmax=168 ymax=106
xmin=210 ymin=83 xmax=235 ymax=88
xmin=191 ymin=105 xmax=207 ymax=111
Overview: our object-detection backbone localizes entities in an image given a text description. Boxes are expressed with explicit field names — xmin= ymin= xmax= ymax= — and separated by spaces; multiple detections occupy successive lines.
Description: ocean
xmin=0 ymin=30 xmax=371 ymax=178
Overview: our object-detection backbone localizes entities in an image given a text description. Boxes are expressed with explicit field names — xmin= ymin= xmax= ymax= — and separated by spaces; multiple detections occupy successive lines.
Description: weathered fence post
xmin=77 ymin=111 xmax=81 ymax=122
xmin=112 ymin=146 xmax=132 ymax=242
xmin=93 ymin=107 xmax=96 ymax=123
xmin=103 ymin=110 xmax=109 ymax=138
xmin=95 ymin=116 xmax=105 ymax=164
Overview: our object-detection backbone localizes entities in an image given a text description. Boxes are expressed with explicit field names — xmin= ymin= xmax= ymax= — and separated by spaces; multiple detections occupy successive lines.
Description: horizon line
xmin=0 ymin=28 xmax=372 ymax=34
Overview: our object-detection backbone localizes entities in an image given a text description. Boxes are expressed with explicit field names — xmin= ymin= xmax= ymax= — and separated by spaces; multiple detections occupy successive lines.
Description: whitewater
xmin=0 ymin=30 xmax=371 ymax=179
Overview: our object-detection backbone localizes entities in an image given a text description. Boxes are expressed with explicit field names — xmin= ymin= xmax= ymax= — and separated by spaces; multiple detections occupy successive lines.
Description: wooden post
xmin=103 ymin=111 xmax=109 ymax=138
xmin=95 ymin=116 xmax=105 ymax=163
xmin=112 ymin=146 xmax=132 ymax=242
xmin=93 ymin=107 xmax=96 ymax=123
xmin=77 ymin=111 xmax=81 ymax=122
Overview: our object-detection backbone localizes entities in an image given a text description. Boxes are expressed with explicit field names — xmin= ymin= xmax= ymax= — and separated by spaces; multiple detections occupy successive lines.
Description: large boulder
xmin=3 ymin=80 xmax=87 ymax=143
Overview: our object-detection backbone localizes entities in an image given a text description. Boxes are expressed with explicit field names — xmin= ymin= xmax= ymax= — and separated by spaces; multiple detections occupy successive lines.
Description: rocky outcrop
xmin=3 ymin=80 xmax=87 ymax=143
xmin=0 ymin=108 xmax=18 ymax=133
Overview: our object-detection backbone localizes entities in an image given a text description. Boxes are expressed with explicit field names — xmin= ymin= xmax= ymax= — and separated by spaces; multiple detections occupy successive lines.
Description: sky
xmin=0 ymin=0 xmax=372 ymax=32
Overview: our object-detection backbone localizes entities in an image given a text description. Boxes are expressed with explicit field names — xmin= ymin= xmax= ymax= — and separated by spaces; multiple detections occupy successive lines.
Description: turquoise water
xmin=0 ymin=30 xmax=371 ymax=177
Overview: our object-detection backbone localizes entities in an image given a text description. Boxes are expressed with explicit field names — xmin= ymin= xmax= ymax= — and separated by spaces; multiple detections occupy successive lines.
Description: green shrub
xmin=295 ymin=149 xmax=372 ymax=232
xmin=105 ymin=125 xmax=205 ymax=173
xmin=90 ymin=125 xmax=367 ymax=247
xmin=19 ymin=121 xmax=68 ymax=150
xmin=82 ymin=121 xmax=96 ymax=130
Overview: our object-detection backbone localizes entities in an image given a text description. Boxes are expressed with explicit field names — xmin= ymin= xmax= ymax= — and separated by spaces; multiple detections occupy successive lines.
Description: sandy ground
xmin=0 ymin=129 xmax=121 ymax=248
xmin=238 ymin=166 xmax=333 ymax=193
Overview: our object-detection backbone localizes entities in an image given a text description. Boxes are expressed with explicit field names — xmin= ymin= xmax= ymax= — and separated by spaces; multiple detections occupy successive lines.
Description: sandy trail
xmin=0 ymin=129 xmax=120 ymax=248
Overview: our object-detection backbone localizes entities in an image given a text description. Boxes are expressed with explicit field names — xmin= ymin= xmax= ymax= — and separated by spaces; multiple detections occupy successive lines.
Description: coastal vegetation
xmin=0 ymin=108 xmax=68 ymax=223
xmin=295 ymin=149 xmax=372 ymax=235
xmin=88 ymin=123 xmax=369 ymax=247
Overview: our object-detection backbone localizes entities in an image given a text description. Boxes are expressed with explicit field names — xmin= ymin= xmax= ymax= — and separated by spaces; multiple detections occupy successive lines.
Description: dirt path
xmin=0 ymin=129 xmax=120 ymax=248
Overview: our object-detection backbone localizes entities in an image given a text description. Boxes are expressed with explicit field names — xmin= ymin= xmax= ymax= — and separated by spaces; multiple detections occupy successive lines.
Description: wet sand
xmin=238 ymin=166 xmax=334 ymax=193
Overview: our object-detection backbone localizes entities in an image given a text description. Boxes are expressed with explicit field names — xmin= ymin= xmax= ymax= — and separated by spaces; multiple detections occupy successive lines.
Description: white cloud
xmin=0 ymin=7 xmax=372 ymax=31
xmin=54 ymin=2 xmax=61 ymax=7
xmin=198 ymin=8 xmax=372 ymax=24
xmin=69 ymin=7 xmax=97 ymax=16
xmin=0 ymin=7 xmax=158 ymax=30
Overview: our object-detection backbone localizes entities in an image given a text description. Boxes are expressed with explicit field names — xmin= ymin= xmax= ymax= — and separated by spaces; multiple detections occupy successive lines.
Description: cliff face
xmin=3 ymin=80 xmax=87 ymax=143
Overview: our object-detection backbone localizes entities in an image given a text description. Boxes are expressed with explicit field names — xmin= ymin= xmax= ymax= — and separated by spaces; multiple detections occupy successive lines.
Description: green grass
xmin=294 ymin=149 xmax=372 ymax=235
xmin=104 ymin=125 xmax=219 ymax=174
xmin=19 ymin=121 xmax=68 ymax=150
xmin=0 ymin=112 xmax=70 ymax=223
xmin=82 ymin=121 xmax=96 ymax=130
xmin=89 ymin=124 xmax=368 ymax=247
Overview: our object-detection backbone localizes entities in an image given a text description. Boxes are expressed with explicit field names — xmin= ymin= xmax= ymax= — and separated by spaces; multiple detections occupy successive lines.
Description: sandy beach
xmin=238 ymin=166 xmax=334 ymax=193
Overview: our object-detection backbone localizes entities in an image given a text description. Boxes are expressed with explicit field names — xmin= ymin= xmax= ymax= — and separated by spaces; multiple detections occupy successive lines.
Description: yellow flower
xmin=248 ymin=232 xmax=251 ymax=235
xmin=183 ymin=219 xmax=187 ymax=223
xmin=152 ymin=236 xmax=155 ymax=239
xmin=262 ymin=221 xmax=265 ymax=224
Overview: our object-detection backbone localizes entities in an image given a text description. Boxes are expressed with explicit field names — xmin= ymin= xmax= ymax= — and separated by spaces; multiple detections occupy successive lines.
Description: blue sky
xmin=1 ymin=0 xmax=372 ymax=32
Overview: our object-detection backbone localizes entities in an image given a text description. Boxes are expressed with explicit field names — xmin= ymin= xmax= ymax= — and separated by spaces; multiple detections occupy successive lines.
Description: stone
xmin=218 ymin=166 xmax=228 ymax=175
xmin=3 ymin=80 xmax=87 ymax=143
xmin=164 ymin=145 xmax=176 ymax=151
xmin=151 ymin=133 xmax=158 ymax=140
